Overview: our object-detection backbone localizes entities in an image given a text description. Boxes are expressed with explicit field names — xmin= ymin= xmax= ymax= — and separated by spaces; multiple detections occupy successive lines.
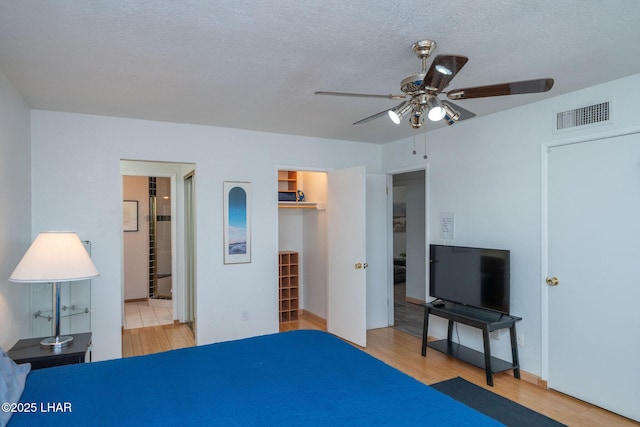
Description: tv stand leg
xmin=509 ymin=325 xmax=521 ymax=379
xmin=421 ymin=306 xmax=430 ymax=356
xmin=482 ymin=326 xmax=494 ymax=386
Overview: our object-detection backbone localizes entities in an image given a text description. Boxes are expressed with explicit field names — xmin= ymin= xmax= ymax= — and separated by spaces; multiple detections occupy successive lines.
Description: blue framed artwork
xmin=223 ymin=181 xmax=251 ymax=264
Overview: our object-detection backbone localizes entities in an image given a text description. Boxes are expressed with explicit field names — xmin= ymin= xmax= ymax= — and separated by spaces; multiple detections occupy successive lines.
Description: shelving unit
xmin=278 ymin=170 xmax=298 ymax=196
xmin=278 ymin=251 xmax=299 ymax=322
xmin=277 ymin=170 xmax=320 ymax=209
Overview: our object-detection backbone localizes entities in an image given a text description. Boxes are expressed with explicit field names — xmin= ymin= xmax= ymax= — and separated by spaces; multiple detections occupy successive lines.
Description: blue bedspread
xmin=11 ymin=330 xmax=503 ymax=426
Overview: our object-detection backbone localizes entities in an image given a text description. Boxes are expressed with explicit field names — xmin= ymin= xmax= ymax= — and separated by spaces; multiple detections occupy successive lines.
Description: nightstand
xmin=7 ymin=332 xmax=92 ymax=370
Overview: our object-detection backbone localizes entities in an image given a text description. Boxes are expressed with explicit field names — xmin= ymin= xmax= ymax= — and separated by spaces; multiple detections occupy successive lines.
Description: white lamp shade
xmin=9 ymin=232 xmax=99 ymax=283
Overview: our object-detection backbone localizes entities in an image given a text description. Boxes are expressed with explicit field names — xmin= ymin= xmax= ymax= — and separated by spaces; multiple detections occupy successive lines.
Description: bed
xmin=6 ymin=330 xmax=503 ymax=426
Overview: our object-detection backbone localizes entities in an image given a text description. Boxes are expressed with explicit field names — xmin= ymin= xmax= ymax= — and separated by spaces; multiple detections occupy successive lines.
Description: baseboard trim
xmin=405 ymin=296 xmax=425 ymax=305
xmin=125 ymin=298 xmax=147 ymax=303
xmin=511 ymin=370 xmax=547 ymax=389
xmin=301 ymin=310 xmax=327 ymax=327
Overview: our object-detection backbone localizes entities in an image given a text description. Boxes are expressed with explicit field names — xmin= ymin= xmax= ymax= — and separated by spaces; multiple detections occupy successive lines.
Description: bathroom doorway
xmin=121 ymin=160 xmax=196 ymax=339
xmin=122 ymin=175 xmax=173 ymax=328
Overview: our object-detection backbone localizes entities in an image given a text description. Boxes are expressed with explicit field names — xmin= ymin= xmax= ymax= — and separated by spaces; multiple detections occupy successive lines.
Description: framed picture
xmin=123 ymin=200 xmax=138 ymax=232
xmin=393 ymin=202 xmax=406 ymax=232
xmin=223 ymin=181 xmax=251 ymax=264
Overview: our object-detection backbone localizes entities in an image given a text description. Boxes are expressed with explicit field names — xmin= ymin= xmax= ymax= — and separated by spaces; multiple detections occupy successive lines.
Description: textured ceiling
xmin=1 ymin=1 xmax=639 ymax=144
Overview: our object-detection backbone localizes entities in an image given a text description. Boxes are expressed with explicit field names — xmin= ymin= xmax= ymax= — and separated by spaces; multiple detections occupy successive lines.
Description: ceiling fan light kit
xmin=442 ymin=102 xmax=461 ymax=126
xmin=315 ymin=39 xmax=554 ymax=130
xmin=425 ymin=96 xmax=446 ymax=121
xmin=410 ymin=109 xmax=423 ymax=128
xmin=388 ymin=101 xmax=412 ymax=124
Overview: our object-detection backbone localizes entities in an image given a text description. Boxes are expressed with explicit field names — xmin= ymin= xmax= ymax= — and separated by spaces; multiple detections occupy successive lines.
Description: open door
xmin=327 ymin=166 xmax=367 ymax=346
xmin=184 ymin=171 xmax=196 ymax=336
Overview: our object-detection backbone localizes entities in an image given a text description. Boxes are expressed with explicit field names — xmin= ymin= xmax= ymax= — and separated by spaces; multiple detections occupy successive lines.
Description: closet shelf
xmin=278 ymin=202 xmax=325 ymax=210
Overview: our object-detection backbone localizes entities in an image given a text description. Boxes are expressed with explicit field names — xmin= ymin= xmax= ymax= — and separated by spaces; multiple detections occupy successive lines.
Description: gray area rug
xmin=431 ymin=377 xmax=566 ymax=427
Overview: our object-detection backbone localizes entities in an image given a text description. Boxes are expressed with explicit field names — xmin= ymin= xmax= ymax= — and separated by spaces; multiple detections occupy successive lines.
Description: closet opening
xmin=277 ymin=169 xmax=328 ymax=327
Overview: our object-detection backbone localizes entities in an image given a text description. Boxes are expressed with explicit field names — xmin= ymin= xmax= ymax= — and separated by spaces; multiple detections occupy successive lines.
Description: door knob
xmin=546 ymin=276 xmax=559 ymax=286
xmin=355 ymin=263 xmax=363 ymax=269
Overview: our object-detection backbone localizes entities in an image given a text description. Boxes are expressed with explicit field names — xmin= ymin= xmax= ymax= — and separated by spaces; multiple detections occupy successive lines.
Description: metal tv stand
xmin=421 ymin=302 xmax=521 ymax=386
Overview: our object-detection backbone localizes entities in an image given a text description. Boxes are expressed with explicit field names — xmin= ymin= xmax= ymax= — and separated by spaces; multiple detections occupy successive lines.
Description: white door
xmin=327 ymin=166 xmax=367 ymax=346
xmin=184 ymin=172 xmax=196 ymax=335
xmin=547 ymin=133 xmax=640 ymax=421
xmin=366 ymin=174 xmax=390 ymax=330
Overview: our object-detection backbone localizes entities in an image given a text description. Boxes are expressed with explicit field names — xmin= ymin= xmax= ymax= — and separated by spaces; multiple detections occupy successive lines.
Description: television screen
xmin=429 ymin=245 xmax=510 ymax=314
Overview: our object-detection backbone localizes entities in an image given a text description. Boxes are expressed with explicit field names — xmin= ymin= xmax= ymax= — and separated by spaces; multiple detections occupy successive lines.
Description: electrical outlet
xmin=517 ymin=333 xmax=525 ymax=347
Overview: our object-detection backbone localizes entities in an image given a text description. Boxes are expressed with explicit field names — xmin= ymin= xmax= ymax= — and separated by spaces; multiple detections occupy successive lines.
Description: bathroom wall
xmin=123 ymin=175 xmax=149 ymax=300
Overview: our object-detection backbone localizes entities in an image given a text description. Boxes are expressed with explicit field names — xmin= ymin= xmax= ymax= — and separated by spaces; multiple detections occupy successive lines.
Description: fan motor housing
xmin=401 ymin=73 xmax=427 ymax=94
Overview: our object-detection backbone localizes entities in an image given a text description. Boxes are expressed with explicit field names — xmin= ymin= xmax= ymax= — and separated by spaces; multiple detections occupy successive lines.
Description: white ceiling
xmin=1 ymin=1 xmax=639 ymax=144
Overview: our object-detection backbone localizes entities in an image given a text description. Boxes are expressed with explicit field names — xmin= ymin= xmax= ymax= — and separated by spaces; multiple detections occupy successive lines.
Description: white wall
xmin=0 ymin=70 xmax=32 ymax=351
xmin=300 ymin=172 xmax=328 ymax=318
xmin=381 ymin=72 xmax=640 ymax=377
xmin=278 ymin=211 xmax=303 ymax=253
xmin=30 ymin=111 xmax=381 ymax=361
xmin=302 ymin=210 xmax=327 ymax=318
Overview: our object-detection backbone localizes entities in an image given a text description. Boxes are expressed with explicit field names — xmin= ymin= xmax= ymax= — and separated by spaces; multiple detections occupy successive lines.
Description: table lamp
xmin=9 ymin=232 xmax=99 ymax=348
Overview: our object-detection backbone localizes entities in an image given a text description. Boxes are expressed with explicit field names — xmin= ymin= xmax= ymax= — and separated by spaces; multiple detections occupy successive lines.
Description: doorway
xmin=120 ymin=160 xmax=196 ymax=351
xmin=122 ymin=175 xmax=173 ymax=328
xmin=390 ymin=170 xmax=426 ymax=338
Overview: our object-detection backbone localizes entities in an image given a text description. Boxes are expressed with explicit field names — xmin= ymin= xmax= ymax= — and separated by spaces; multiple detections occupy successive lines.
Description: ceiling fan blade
xmin=447 ymin=78 xmax=554 ymax=100
xmin=315 ymin=91 xmax=406 ymax=100
xmin=422 ymin=55 xmax=469 ymax=93
xmin=443 ymin=101 xmax=476 ymax=121
xmin=352 ymin=109 xmax=390 ymax=125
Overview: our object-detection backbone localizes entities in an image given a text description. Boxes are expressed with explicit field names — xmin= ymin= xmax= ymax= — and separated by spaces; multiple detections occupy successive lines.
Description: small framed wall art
xmin=123 ymin=200 xmax=139 ymax=232
xmin=223 ymin=181 xmax=251 ymax=264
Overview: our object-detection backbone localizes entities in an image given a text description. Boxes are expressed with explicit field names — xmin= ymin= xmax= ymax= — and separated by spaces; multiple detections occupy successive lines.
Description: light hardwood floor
xmin=123 ymin=316 xmax=637 ymax=427
xmin=121 ymin=324 xmax=194 ymax=358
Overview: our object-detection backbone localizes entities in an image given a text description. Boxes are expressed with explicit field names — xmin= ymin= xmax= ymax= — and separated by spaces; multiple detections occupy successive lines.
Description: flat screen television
xmin=429 ymin=244 xmax=510 ymax=314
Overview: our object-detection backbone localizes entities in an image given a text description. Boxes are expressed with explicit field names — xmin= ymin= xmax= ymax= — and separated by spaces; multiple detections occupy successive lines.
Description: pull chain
xmin=424 ymin=131 xmax=428 ymax=159
xmin=412 ymin=130 xmax=428 ymax=159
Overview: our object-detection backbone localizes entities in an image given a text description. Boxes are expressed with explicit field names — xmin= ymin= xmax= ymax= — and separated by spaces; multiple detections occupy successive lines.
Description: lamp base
xmin=40 ymin=335 xmax=74 ymax=348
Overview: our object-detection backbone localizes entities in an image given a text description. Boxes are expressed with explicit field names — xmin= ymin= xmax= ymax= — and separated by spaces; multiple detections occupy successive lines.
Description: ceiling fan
xmin=315 ymin=40 xmax=554 ymax=129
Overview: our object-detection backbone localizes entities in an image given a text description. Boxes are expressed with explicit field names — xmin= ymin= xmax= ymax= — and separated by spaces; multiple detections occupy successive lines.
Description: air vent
xmin=555 ymin=101 xmax=611 ymax=132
